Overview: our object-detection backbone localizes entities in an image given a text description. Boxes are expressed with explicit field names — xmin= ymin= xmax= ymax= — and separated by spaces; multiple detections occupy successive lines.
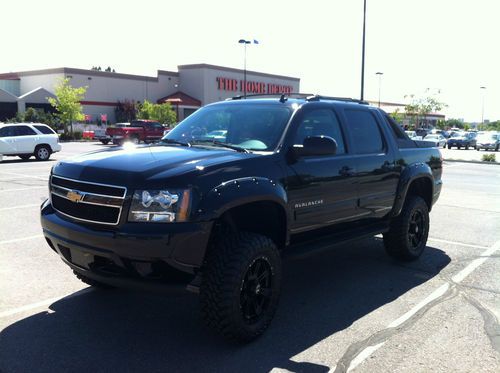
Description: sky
xmin=1 ymin=0 xmax=499 ymax=122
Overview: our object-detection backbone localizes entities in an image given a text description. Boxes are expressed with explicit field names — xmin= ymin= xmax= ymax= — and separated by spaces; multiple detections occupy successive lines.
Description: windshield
xmin=478 ymin=133 xmax=497 ymax=141
xmin=163 ymin=104 xmax=292 ymax=151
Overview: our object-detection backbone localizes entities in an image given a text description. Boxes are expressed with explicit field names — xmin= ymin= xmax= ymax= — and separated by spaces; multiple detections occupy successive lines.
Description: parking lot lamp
xmin=360 ymin=0 xmax=367 ymax=100
xmin=376 ymin=72 xmax=383 ymax=107
xmin=238 ymin=39 xmax=251 ymax=98
xmin=480 ymin=86 xmax=486 ymax=127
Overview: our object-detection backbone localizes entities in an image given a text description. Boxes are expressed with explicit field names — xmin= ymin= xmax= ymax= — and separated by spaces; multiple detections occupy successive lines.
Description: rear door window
xmin=14 ymin=125 xmax=37 ymax=136
xmin=344 ymin=109 xmax=385 ymax=154
xmin=34 ymin=125 xmax=56 ymax=134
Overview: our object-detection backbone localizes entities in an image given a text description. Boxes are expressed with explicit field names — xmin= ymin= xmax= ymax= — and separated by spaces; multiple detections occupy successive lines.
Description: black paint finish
xmin=41 ymin=98 xmax=443 ymax=286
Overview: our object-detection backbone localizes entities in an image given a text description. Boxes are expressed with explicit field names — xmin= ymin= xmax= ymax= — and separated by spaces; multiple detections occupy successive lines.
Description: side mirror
xmin=291 ymin=136 xmax=337 ymax=159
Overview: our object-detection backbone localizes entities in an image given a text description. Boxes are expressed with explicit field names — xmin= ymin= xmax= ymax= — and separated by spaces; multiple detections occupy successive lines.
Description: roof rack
xmin=226 ymin=93 xmax=369 ymax=105
xmin=227 ymin=93 xmax=312 ymax=103
xmin=305 ymin=95 xmax=369 ymax=105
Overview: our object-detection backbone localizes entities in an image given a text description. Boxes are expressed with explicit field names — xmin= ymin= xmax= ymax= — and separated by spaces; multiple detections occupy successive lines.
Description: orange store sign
xmin=216 ymin=77 xmax=293 ymax=94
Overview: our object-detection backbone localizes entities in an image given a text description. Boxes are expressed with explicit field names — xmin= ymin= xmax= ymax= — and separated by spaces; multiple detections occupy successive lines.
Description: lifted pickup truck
xmin=106 ymin=119 xmax=165 ymax=145
xmin=41 ymin=95 xmax=442 ymax=342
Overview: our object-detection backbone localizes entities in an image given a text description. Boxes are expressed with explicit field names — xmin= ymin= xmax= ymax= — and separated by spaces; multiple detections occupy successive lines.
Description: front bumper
xmin=41 ymin=200 xmax=213 ymax=292
xmin=447 ymin=140 xmax=469 ymax=147
xmin=476 ymin=143 xmax=497 ymax=150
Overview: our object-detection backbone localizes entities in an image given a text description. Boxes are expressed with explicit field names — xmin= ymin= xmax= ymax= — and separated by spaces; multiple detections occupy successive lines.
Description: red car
xmin=106 ymin=120 xmax=165 ymax=145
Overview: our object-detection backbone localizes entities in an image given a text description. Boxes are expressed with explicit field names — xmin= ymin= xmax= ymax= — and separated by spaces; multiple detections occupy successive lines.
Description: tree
xmin=390 ymin=108 xmax=405 ymax=124
xmin=115 ymin=100 xmax=137 ymax=122
xmin=137 ymin=100 xmax=177 ymax=125
xmin=404 ymin=95 xmax=447 ymax=128
xmin=48 ymin=78 xmax=87 ymax=135
xmin=445 ymin=118 xmax=465 ymax=129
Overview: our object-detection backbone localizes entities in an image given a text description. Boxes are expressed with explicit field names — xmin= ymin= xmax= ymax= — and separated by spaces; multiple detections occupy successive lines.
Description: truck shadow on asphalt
xmin=0 ymin=238 xmax=450 ymax=373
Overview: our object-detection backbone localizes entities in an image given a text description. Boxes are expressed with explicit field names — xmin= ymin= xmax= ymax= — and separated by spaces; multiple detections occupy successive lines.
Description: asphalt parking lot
xmin=0 ymin=142 xmax=499 ymax=372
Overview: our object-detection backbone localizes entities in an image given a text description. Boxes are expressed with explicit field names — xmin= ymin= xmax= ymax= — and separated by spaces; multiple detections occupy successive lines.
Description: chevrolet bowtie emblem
xmin=67 ymin=190 xmax=84 ymax=203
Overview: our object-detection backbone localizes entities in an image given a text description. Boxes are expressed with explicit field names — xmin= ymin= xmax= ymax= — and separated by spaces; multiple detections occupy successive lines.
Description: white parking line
xmin=0 ymin=171 xmax=49 ymax=180
xmin=346 ymin=342 xmax=385 ymax=372
xmin=0 ymin=235 xmax=44 ymax=245
xmin=337 ymin=239 xmax=500 ymax=372
xmin=0 ymin=288 xmax=93 ymax=319
xmin=0 ymin=204 xmax=40 ymax=211
xmin=0 ymin=186 xmax=47 ymax=193
xmin=427 ymin=237 xmax=489 ymax=250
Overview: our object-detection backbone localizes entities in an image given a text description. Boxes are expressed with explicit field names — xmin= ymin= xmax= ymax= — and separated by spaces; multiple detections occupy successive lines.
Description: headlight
xmin=128 ymin=189 xmax=191 ymax=223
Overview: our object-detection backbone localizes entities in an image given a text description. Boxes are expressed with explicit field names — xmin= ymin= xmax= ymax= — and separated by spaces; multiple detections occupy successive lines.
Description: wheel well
xmin=407 ymin=177 xmax=432 ymax=210
xmin=35 ymin=143 xmax=52 ymax=152
xmin=215 ymin=201 xmax=287 ymax=250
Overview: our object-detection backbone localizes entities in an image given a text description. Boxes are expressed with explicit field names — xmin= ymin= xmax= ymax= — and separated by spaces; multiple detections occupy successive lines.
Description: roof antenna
xmin=279 ymin=94 xmax=288 ymax=103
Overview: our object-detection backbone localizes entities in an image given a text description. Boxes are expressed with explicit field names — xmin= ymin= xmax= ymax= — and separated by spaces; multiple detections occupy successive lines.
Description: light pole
xmin=360 ymin=0 xmax=367 ymax=100
xmin=480 ymin=86 xmax=486 ymax=127
xmin=376 ymin=72 xmax=383 ymax=107
xmin=238 ymin=39 xmax=251 ymax=98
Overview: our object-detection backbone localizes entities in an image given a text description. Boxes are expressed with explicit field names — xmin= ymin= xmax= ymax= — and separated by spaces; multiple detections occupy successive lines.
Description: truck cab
xmin=41 ymin=95 xmax=442 ymax=342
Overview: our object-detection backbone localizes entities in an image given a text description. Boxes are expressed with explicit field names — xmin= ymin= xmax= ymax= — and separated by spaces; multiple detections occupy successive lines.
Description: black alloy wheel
xmin=383 ymin=195 xmax=429 ymax=261
xmin=200 ymin=231 xmax=281 ymax=342
xmin=408 ymin=210 xmax=425 ymax=250
xmin=240 ymin=257 xmax=273 ymax=324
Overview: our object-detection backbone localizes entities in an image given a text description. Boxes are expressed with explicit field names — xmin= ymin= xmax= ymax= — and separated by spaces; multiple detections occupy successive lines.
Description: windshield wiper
xmin=161 ymin=138 xmax=191 ymax=147
xmin=192 ymin=140 xmax=249 ymax=153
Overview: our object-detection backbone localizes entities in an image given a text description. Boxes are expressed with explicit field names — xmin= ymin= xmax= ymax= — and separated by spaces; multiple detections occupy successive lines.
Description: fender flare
xmin=196 ymin=176 xmax=291 ymax=229
xmin=391 ymin=163 xmax=434 ymax=217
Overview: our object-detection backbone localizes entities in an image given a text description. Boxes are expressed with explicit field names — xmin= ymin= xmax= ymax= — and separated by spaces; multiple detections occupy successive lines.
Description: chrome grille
xmin=50 ymin=175 xmax=127 ymax=225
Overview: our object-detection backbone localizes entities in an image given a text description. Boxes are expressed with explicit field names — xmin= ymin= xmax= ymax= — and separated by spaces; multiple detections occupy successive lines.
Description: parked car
xmin=106 ymin=120 xmax=165 ymax=145
xmin=447 ymin=132 xmax=475 ymax=149
xmin=405 ymin=130 xmax=423 ymax=140
xmin=41 ymin=95 xmax=442 ymax=342
xmin=0 ymin=123 xmax=61 ymax=161
xmin=475 ymin=132 xmax=500 ymax=151
xmin=423 ymin=134 xmax=446 ymax=148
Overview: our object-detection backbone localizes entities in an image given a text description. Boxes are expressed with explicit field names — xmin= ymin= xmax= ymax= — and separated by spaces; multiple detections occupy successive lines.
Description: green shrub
xmin=482 ymin=154 xmax=496 ymax=162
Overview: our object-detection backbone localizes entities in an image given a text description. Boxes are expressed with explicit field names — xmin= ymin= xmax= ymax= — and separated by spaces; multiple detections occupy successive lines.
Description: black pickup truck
xmin=41 ymin=95 xmax=442 ymax=342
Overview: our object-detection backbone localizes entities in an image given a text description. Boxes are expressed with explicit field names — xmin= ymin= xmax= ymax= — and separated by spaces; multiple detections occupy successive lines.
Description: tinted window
xmin=34 ymin=125 xmax=56 ymax=134
xmin=294 ymin=109 xmax=346 ymax=154
xmin=165 ymin=104 xmax=292 ymax=151
xmin=345 ymin=109 xmax=384 ymax=154
xmin=14 ymin=125 xmax=37 ymax=136
xmin=0 ymin=127 xmax=16 ymax=137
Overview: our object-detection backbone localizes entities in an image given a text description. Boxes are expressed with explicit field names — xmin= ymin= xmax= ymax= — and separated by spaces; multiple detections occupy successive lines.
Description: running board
xmin=283 ymin=222 xmax=389 ymax=261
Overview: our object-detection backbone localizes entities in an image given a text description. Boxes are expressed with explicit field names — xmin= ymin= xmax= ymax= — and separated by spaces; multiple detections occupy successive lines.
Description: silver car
xmin=423 ymin=134 xmax=447 ymax=148
xmin=475 ymin=132 xmax=500 ymax=151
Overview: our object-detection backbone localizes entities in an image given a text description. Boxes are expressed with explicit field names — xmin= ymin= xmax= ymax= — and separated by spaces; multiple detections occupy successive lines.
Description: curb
xmin=443 ymin=159 xmax=499 ymax=165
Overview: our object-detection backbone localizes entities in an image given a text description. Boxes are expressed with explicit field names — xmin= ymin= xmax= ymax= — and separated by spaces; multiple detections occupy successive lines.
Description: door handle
xmin=339 ymin=166 xmax=355 ymax=176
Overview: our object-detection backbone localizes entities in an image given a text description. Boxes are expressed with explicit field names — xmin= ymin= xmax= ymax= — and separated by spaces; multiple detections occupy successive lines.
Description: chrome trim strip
xmin=51 ymin=184 xmax=123 ymax=207
xmin=51 ymin=188 xmax=122 ymax=209
xmin=51 ymin=175 xmax=127 ymax=198
xmin=51 ymin=205 xmax=121 ymax=226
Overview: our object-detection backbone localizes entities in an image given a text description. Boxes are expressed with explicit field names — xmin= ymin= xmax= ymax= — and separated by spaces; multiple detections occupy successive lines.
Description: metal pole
xmin=480 ymin=86 xmax=486 ymax=127
xmin=376 ymin=72 xmax=383 ymax=107
xmin=244 ymin=42 xmax=247 ymax=98
xmin=360 ymin=0 xmax=367 ymax=100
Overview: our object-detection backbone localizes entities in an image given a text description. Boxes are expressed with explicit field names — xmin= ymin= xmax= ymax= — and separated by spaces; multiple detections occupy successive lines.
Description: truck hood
xmin=52 ymin=144 xmax=260 ymax=186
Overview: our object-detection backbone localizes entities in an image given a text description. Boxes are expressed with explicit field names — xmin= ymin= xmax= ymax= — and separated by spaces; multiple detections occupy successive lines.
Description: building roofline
xmin=0 ymin=87 xmax=19 ymax=101
xmin=178 ymin=63 xmax=300 ymax=82
xmin=18 ymin=86 xmax=56 ymax=100
xmin=366 ymin=100 xmax=406 ymax=107
xmin=0 ymin=67 xmax=179 ymax=82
